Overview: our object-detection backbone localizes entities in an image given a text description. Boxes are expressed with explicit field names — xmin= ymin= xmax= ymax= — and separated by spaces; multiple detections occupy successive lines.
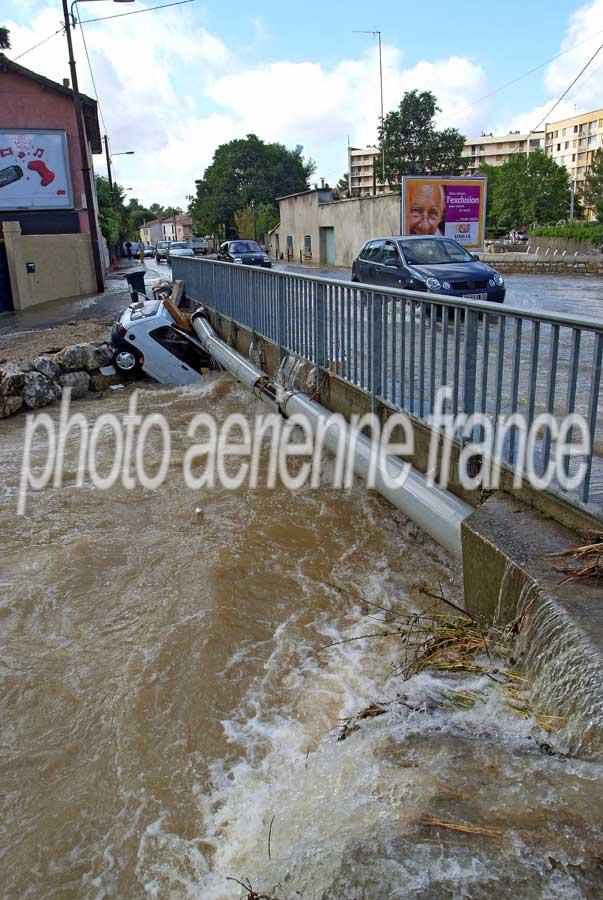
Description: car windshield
xmin=230 ymin=241 xmax=261 ymax=253
xmin=398 ymin=238 xmax=475 ymax=265
xmin=157 ymin=242 xmax=169 ymax=248
xmin=171 ymin=243 xmax=189 ymax=249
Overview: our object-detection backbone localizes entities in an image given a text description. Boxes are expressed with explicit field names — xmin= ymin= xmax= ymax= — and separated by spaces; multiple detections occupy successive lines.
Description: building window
xmin=286 ymin=235 xmax=293 ymax=251
xmin=304 ymin=235 xmax=312 ymax=257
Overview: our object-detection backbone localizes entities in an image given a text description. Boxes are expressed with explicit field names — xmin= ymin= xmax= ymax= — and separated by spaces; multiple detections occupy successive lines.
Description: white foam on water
xmin=127 ymin=581 xmax=603 ymax=899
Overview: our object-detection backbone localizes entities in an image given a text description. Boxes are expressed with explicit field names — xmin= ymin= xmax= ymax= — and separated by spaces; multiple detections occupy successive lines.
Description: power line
xmin=75 ymin=9 xmax=109 ymax=136
xmin=12 ymin=26 xmax=64 ymax=62
xmin=9 ymin=0 xmax=196 ymax=63
xmin=529 ymin=41 xmax=603 ymax=133
xmin=79 ymin=0 xmax=197 ymax=26
xmin=509 ymin=39 xmax=603 ymax=154
xmin=436 ymin=28 xmax=603 ymax=128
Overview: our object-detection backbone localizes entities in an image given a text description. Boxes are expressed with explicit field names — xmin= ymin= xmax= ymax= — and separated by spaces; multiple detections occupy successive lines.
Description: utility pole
xmin=61 ymin=0 xmax=104 ymax=292
xmin=251 ymin=198 xmax=257 ymax=242
xmin=570 ymin=179 xmax=576 ymax=219
xmin=103 ymin=134 xmax=113 ymax=197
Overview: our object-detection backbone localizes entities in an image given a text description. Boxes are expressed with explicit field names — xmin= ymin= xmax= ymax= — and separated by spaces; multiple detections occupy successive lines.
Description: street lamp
xmin=61 ymin=0 xmax=135 ymax=291
xmin=103 ymin=133 xmax=134 ymax=199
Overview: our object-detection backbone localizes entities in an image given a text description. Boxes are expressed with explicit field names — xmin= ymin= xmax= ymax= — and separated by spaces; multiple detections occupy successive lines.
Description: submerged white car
xmin=110 ymin=295 xmax=212 ymax=385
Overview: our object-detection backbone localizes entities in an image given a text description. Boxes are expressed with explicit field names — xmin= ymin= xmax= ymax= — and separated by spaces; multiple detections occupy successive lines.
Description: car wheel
xmin=114 ymin=348 xmax=141 ymax=373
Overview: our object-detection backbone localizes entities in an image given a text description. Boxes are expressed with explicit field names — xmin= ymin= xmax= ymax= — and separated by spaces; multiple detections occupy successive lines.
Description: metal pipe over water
xmin=192 ymin=312 xmax=472 ymax=558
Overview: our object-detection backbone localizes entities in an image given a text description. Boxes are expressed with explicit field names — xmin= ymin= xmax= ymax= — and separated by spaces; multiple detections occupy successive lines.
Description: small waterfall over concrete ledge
xmin=463 ymin=492 xmax=603 ymax=756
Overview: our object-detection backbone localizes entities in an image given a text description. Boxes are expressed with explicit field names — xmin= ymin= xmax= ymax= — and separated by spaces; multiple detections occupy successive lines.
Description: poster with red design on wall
xmin=0 ymin=129 xmax=73 ymax=210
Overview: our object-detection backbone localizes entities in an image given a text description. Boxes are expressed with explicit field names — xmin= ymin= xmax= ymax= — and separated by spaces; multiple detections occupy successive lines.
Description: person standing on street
xmin=125 ymin=240 xmax=132 ymax=261
xmin=138 ymin=244 xmax=145 ymax=265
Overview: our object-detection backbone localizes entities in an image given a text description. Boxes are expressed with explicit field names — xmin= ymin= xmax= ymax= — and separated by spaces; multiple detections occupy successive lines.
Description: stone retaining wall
xmin=0 ymin=342 xmax=124 ymax=418
xmin=481 ymin=252 xmax=603 ymax=276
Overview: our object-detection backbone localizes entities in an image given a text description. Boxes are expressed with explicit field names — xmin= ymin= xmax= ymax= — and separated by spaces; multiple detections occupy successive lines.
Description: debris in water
xmin=547 ymin=534 xmax=603 ymax=584
xmin=416 ymin=815 xmax=504 ymax=840
xmin=337 ymin=703 xmax=388 ymax=741
xmin=225 ymin=876 xmax=282 ymax=899
xmin=320 ymin=583 xmax=569 ymax=742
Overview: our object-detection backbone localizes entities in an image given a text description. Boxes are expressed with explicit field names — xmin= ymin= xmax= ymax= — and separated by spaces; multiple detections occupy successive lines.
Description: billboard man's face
xmin=408 ymin=183 xmax=445 ymax=235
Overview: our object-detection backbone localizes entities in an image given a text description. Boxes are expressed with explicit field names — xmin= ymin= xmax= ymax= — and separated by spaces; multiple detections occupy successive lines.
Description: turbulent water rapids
xmin=1 ymin=374 xmax=602 ymax=899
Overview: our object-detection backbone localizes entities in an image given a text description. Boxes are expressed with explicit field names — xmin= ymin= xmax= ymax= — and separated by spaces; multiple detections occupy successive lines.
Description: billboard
xmin=401 ymin=176 xmax=487 ymax=250
xmin=0 ymin=130 xmax=73 ymax=211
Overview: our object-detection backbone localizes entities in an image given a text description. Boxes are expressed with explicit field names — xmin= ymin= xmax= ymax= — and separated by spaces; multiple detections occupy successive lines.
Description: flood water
xmin=1 ymin=375 xmax=602 ymax=899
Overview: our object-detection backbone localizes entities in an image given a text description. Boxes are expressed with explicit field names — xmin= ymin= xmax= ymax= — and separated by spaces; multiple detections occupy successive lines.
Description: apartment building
xmin=348 ymin=145 xmax=390 ymax=196
xmin=544 ymin=108 xmax=603 ymax=216
xmin=461 ymin=131 xmax=544 ymax=172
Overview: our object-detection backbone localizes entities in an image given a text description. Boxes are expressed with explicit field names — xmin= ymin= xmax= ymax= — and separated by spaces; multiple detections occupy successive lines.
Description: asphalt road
xmin=1 ymin=258 xmax=602 ymax=338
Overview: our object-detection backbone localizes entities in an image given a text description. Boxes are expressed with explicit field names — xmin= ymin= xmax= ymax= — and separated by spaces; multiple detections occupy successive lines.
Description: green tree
xmin=234 ymin=202 xmax=279 ymax=240
xmin=190 ymin=134 xmax=314 ymax=235
xmin=483 ymin=149 xmax=570 ymax=230
xmin=378 ymin=90 xmax=465 ymax=187
xmin=96 ymin=175 xmax=125 ymax=248
xmin=583 ymin=148 xmax=603 ymax=221
xmin=0 ymin=28 xmax=10 ymax=50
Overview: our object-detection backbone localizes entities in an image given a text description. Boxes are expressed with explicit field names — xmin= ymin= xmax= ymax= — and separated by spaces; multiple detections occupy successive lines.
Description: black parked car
xmin=352 ymin=236 xmax=505 ymax=303
xmin=217 ymin=240 xmax=272 ymax=267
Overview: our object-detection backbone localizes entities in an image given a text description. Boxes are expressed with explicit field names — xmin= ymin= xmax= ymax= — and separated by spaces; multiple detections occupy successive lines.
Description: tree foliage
xmin=190 ymin=134 xmax=314 ymax=235
xmin=95 ymin=177 xmax=173 ymax=247
xmin=583 ymin=147 xmax=603 ymax=221
xmin=480 ymin=150 xmax=571 ymax=230
xmin=0 ymin=28 xmax=10 ymax=50
xmin=378 ymin=90 xmax=465 ymax=187
xmin=233 ymin=203 xmax=279 ymax=241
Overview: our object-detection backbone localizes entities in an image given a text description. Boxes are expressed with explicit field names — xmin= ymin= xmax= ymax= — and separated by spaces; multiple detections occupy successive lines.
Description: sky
xmin=4 ymin=0 xmax=603 ymax=209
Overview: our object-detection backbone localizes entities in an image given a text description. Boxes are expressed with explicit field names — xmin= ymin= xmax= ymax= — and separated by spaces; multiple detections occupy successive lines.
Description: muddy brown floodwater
xmin=1 ymin=374 xmax=602 ymax=899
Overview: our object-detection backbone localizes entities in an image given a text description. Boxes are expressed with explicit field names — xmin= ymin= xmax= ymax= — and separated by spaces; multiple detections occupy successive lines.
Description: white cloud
xmin=206 ymin=46 xmax=489 ymax=184
xmin=4 ymin=4 xmax=488 ymax=204
xmin=496 ymin=0 xmax=603 ymax=135
xmin=5 ymin=3 xmax=232 ymax=205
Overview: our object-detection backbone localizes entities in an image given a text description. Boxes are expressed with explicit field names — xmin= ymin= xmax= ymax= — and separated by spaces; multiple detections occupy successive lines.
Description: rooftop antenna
xmin=353 ymin=29 xmax=385 ymax=187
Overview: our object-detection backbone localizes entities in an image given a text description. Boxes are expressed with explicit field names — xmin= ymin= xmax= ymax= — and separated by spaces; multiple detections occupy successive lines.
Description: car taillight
xmin=117 ymin=323 xmax=127 ymax=337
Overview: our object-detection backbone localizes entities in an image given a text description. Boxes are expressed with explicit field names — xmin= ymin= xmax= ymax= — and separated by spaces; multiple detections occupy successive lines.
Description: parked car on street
xmin=351 ymin=236 xmax=505 ymax=303
xmin=190 ymin=237 xmax=209 ymax=255
xmin=156 ymin=240 xmax=173 ymax=264
xmin=143 ymin=245 xmax=155 ymax=258
xmin=217 ymin=240 xmax=272 ymax=267
xmin=167 ymin=241 xmax=195 ymax=263
xmin=110 ymin=294 xmax=212 ymax=384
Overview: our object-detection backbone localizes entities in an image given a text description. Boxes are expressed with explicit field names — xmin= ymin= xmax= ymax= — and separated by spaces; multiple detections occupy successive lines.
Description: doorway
xmin=319 ymin=227 xmax=335 ymax=266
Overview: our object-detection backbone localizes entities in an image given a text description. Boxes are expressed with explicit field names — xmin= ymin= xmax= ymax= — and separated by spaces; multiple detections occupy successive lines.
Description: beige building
xmin=461 ymin=131 xmax=544 ymax=172
xmin=268 ymin=188 xmax=402 ymax=268
xmin=544 ymin=108 xmax=603 ymax=216
xmin=348 ymin=145 xmax=390 ymax=196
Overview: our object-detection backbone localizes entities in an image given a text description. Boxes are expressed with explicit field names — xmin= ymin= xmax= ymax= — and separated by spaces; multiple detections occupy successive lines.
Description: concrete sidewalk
xmin=0 ymin=259 xmax=170 ymax=364
xmin=0 ymin=259 xmax=169 ymax=338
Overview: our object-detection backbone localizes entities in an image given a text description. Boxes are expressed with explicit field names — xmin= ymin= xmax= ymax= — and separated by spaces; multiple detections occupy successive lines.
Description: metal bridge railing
xmin=173 ymin=256 xmax=603 ymax=514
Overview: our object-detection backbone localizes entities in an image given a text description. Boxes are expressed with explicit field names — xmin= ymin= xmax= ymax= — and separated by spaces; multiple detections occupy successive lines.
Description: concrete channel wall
xmin=190 ymin=302 xmax=603 ymax=729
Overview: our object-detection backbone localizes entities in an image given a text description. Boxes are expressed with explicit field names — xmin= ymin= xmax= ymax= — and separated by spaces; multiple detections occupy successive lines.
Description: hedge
xmin=529 ymin=223 xmax=603 ymax=244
